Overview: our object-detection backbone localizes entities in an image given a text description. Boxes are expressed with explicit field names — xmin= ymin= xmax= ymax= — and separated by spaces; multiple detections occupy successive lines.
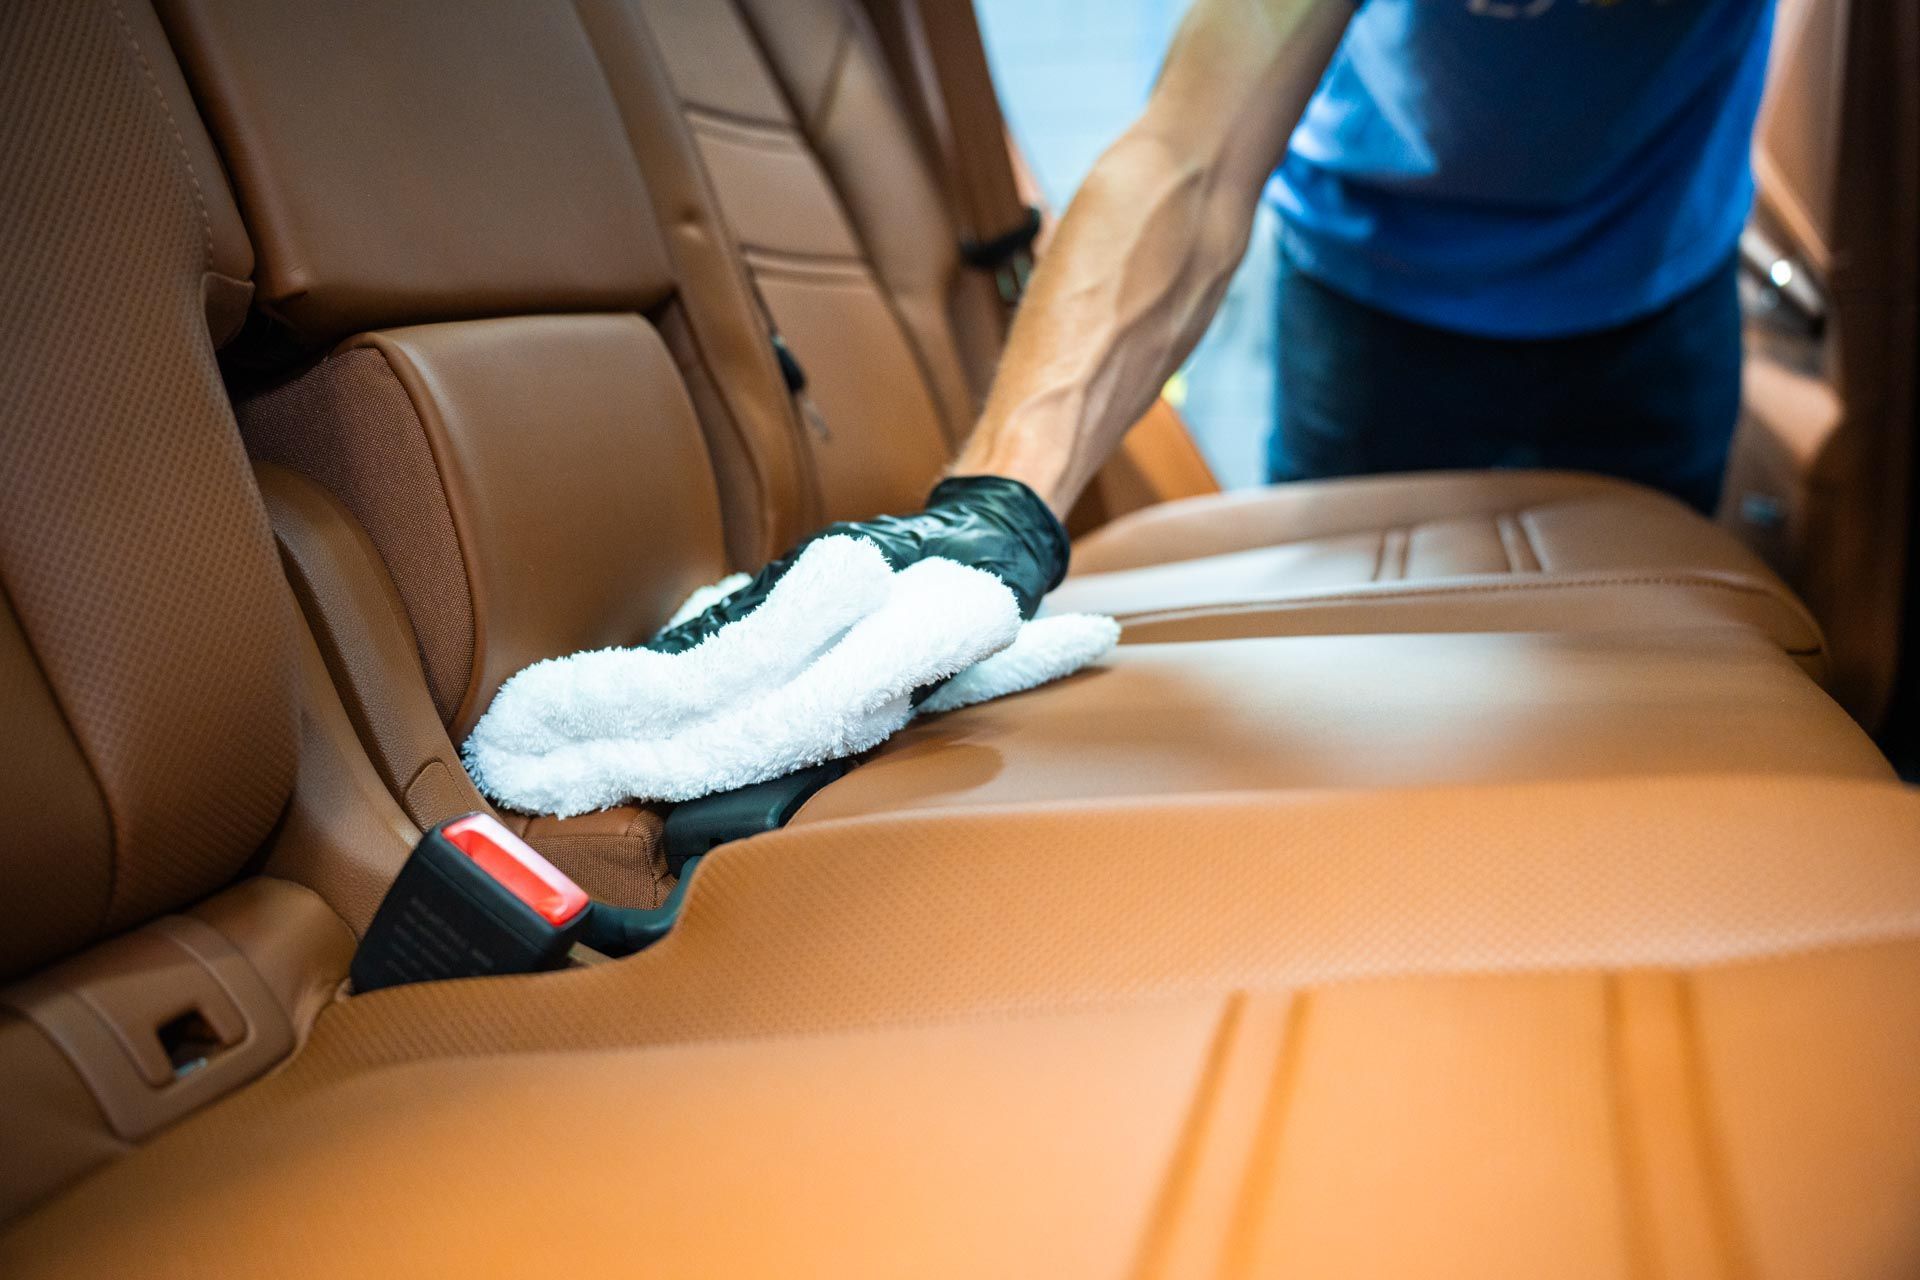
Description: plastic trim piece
xmin=662 ymin=760 xmax=852 ymax=875
xmin=0 ymin=916 xmax=294 ymax=1141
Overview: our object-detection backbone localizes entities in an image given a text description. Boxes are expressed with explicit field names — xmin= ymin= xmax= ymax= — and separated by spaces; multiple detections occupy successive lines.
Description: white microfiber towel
xmin=464 ymin=538 xmax=1117 ymax=815
xmin=467 ymin=537 xmax=894 ymax=757
xmin=916 ymin=613 xmax=1120 ymax=715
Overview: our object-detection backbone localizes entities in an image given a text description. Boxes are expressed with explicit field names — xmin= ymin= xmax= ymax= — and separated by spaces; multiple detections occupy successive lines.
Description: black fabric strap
xmin=959 ymin=205 xmax=1043 ymax=271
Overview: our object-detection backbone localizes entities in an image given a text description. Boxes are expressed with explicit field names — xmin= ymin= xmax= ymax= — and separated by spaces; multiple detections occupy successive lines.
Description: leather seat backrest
xmin=1727 ymin=0 xmax=1920 ymax=723
xmin=158 ymin=0 xmax=805 ymax=737
xmin=0 ymin=0 xmax=301 ymax=981
xmin=726 ymin=0 xmax=1007 ymax=409
xmin=1754 ymin=0 xmax=1848 ymax=273
xmin=633 ymin=0 xmax=998 ymax=521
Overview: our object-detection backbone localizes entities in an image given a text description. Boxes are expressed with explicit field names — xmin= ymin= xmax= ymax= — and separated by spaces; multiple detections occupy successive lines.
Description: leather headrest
xmin=158 ymin=0 xmax=679 ymax=345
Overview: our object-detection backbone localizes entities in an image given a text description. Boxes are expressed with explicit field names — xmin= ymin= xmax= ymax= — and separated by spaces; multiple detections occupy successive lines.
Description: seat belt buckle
xmin=350 ymin=814 xmax=590 ymax=994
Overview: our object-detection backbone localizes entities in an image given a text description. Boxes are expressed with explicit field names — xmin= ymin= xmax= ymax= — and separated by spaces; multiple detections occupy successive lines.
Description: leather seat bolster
xmin=244 ymin=316 xmax=730 ymax=744
xmin=344 ymin=317 xmax=730 ymax=738
xmin=302 ymin=776 xmax=1920 ymax=1058
xmin=256 ymin=464 xmax=676 ymax=911
xmin=732 ymin=0 xmax=985 ymax=438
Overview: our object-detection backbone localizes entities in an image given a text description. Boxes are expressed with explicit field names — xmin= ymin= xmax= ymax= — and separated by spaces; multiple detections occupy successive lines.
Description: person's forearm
xmin=951 ymin=130 xmax=1251 ymax=509
xmin=953 ymin=0 xmax=1350 ymax=514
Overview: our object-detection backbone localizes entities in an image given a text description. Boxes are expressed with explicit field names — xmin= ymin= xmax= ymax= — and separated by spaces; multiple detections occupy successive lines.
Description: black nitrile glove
xmin=648 ymin=475 xmax=1070 ymax=654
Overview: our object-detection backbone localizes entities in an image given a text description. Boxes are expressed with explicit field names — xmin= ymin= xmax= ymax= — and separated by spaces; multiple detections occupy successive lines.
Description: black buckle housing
xmin=662 ymin=759 xmax=851 ymax=876
xmin=351 ymin=817 xmax=589 ymax=994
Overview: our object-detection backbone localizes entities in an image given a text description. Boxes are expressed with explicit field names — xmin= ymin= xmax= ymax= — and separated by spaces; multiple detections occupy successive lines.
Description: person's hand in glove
xmin=647 ymin=474 xmax=1071 ymax=654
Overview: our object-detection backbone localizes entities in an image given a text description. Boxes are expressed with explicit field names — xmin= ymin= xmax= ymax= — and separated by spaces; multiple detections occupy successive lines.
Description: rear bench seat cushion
xmin=8 ymin=779 xmax=1920 ymax=1277
xmin=795 ymin=627 xmax=1887 ymax=823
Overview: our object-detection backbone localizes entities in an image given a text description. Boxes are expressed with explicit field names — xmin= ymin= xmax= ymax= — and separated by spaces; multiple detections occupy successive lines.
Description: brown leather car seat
xmin=150 ymin=0 xmax=831 ymax=906
xmin=152 ymin=0 xmax=1890 ymax=887
xmin=627 ymin=0 xmax=1833 ymax=672
xmin=5 ymin=12 xmax=1920 ymax=1268
xmin=0 ymin=0 xmax=359 ymax=1213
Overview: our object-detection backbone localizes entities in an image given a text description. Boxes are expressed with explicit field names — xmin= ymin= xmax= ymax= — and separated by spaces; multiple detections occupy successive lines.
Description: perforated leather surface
xmin=7 ymin=779 xmax=1920 ymax=1276
xmin=0 ymin=0 xmax=297 ymax=968
xmin=242 ymin=349 xmax=475 ymax=723
xmin=204 ymin=777 xmax=1920 ymax=1072
xmin=6 ymin=5 xmax=1916 ymax=1271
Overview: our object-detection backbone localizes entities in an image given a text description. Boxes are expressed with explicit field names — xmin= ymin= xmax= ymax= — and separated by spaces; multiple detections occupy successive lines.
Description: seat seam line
xmin=1126 ymin=992 xmax=1248 ymax=1280
xmin=111 ymin=0 xmax=213 ymax=271
xmin=1675 ymin=973 xmax=1756 ymax=1280
xmin=682 ymin=102 xmax=800 ymax=142
xmin=741 ymin=245 xmax=873 ymax=275
xmin=1220 ymin=991 xmax=1312 ymax=1279
xmin=1515 ymin=508 xmax=1548 ymax=571
xmin=1103 ymin=580 xmax=1828 ymax=658
xmin=1604 ymin=974 xmax=1659 ymax=1280
xmin=1375 ymin=526 xmax=1409 ymax=582
xmin=1496 ymin=512 xmax=1544 ymax=575
xmin=1088 ymin=492 xmax=1704 ymax=577
xmin=1104 ymin=574 xmax=1810 ymax=613
xmin=806 ymin=20 xmax=856 ymax=137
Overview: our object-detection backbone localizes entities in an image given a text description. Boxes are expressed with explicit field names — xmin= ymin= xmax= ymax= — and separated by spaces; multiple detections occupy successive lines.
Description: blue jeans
xmin=1267 ymin=250 xmax=1743 ymax=515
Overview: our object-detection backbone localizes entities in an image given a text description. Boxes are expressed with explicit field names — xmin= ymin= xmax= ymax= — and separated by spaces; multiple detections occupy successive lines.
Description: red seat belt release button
xmin=441 ymin=814 xmax=589 ymax=926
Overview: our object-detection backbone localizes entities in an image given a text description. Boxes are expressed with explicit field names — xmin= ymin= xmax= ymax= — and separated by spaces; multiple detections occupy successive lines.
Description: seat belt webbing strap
xmin=859 ymin=0 xmax=1039 ymax=309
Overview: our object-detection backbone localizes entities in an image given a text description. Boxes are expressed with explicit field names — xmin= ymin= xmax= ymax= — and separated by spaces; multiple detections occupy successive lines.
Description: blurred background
xmin=976 ymin=0 xmax=1279 ymax=489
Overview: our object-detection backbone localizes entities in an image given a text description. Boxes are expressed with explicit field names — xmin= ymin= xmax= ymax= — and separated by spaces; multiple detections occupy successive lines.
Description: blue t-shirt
xmin=1267 ymin=0 xmax=1776 ymax=338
